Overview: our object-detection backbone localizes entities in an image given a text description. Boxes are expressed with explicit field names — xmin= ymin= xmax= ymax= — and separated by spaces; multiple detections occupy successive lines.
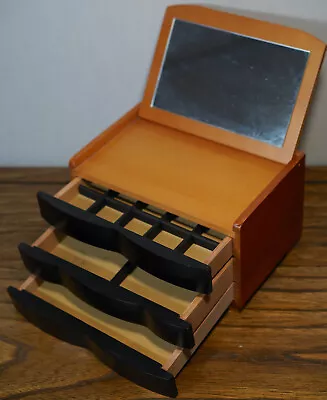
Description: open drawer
xmin=17 ymin=178 xmax=233 ymax=348
xmin=8 ymin=276 xmax=233 ymax=397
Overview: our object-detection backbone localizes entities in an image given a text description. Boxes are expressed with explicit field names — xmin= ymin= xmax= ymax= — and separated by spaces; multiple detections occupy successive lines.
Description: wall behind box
xmin=0 ymin=0 xmax=326 ymax=166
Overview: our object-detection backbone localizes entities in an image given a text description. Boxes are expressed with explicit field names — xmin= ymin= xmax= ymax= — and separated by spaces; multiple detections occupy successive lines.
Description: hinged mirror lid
xmin=139 ymin=5 xmax=326 ymax=163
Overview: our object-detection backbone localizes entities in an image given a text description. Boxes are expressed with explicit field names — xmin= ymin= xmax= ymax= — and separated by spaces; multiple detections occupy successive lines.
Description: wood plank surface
xmin=1 ymin=167 xmax=327 ymax=399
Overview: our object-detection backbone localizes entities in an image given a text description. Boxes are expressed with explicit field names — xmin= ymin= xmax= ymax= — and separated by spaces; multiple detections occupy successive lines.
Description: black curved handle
xmin=8 ymin=287 xmax=178 ymax=397
xmin=37 ymin=192 xmax=212 ymax=294
xmin=18 ymin=243 xmax=195 ymax=348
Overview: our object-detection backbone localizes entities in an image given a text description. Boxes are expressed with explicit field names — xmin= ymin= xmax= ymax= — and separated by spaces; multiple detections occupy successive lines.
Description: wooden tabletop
xmin=1 ymin=167 xmax=327 ymax=400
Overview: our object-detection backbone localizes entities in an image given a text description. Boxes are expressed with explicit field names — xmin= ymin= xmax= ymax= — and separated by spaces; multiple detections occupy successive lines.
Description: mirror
xmin=152 ymin=19 xmax=309 ymax=148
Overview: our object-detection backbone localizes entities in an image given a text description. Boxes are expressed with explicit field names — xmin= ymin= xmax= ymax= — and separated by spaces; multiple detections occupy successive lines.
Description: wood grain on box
xmin=233 ymin=151 xmax=305 ymax=308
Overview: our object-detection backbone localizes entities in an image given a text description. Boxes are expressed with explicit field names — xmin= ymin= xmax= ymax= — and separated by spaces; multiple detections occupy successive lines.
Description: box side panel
xmin=233 ymin=151 xmax=305 ymax=308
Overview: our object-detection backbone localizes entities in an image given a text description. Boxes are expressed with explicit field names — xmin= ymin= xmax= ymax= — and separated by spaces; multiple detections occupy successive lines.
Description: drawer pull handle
xmin=18 ymin=243 xmax=195 ymax=348
xmin=37 ymin=191 xmax=212 ymax=293
xmin=8 ymin=287 xmax=178 ymax=398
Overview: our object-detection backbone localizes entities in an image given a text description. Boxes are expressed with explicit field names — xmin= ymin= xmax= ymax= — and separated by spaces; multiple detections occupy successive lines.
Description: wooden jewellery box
xmin=8 ymin=4 xmax=326 ymax=398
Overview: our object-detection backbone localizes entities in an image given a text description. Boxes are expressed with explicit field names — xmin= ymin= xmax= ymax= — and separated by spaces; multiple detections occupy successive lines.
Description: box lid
xmin=139 ymin=5 xmax=326 ymax=163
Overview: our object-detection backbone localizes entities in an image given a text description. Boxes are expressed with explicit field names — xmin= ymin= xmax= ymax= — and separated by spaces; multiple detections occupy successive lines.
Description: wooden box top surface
xmin=71 ymin=109 xmax=293 ymax=236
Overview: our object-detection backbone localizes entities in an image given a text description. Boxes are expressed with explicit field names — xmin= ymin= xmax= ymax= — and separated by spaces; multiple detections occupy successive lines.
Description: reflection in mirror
xmin=152 ymin=19 xmax=309 ymax=147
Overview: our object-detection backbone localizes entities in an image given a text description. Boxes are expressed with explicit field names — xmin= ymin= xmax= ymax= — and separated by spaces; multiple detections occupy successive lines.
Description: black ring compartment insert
xmin=36 ymin=185 xmax=220 ymax=294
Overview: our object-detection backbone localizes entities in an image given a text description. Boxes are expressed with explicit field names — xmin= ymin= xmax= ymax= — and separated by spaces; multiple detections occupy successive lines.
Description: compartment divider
xmin=79 ymin=184 xmax=219 ymax=250
xmin=110 ymin=260 xmax=137 ymax=285
xmin=175 ymin=237 xmax=193 ymax=254
xmin=87 ymin=198 xmax=107 ymax=214
xmin=110 ymin=222 xmax=163 ymax=286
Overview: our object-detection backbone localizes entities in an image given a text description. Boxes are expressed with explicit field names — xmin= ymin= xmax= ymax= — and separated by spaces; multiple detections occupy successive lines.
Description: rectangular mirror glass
xmin=152 ymin=19 xmax=309 ymax=148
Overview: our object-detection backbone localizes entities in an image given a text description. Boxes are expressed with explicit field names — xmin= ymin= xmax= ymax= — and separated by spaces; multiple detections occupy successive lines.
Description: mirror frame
xmin=139 ymin=5 xmax=326 ymax=163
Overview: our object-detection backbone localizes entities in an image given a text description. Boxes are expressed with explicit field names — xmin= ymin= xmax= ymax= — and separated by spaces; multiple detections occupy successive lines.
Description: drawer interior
xmin=45 ymin=233 xmax=196 ymax=314
xmin=31 ymin=279 xmax=176 ymax=364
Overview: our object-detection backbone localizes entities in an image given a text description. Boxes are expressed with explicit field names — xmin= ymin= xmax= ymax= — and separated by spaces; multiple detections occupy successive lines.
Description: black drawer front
xmin=8 ymin=287 xmax=178 ymax=398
